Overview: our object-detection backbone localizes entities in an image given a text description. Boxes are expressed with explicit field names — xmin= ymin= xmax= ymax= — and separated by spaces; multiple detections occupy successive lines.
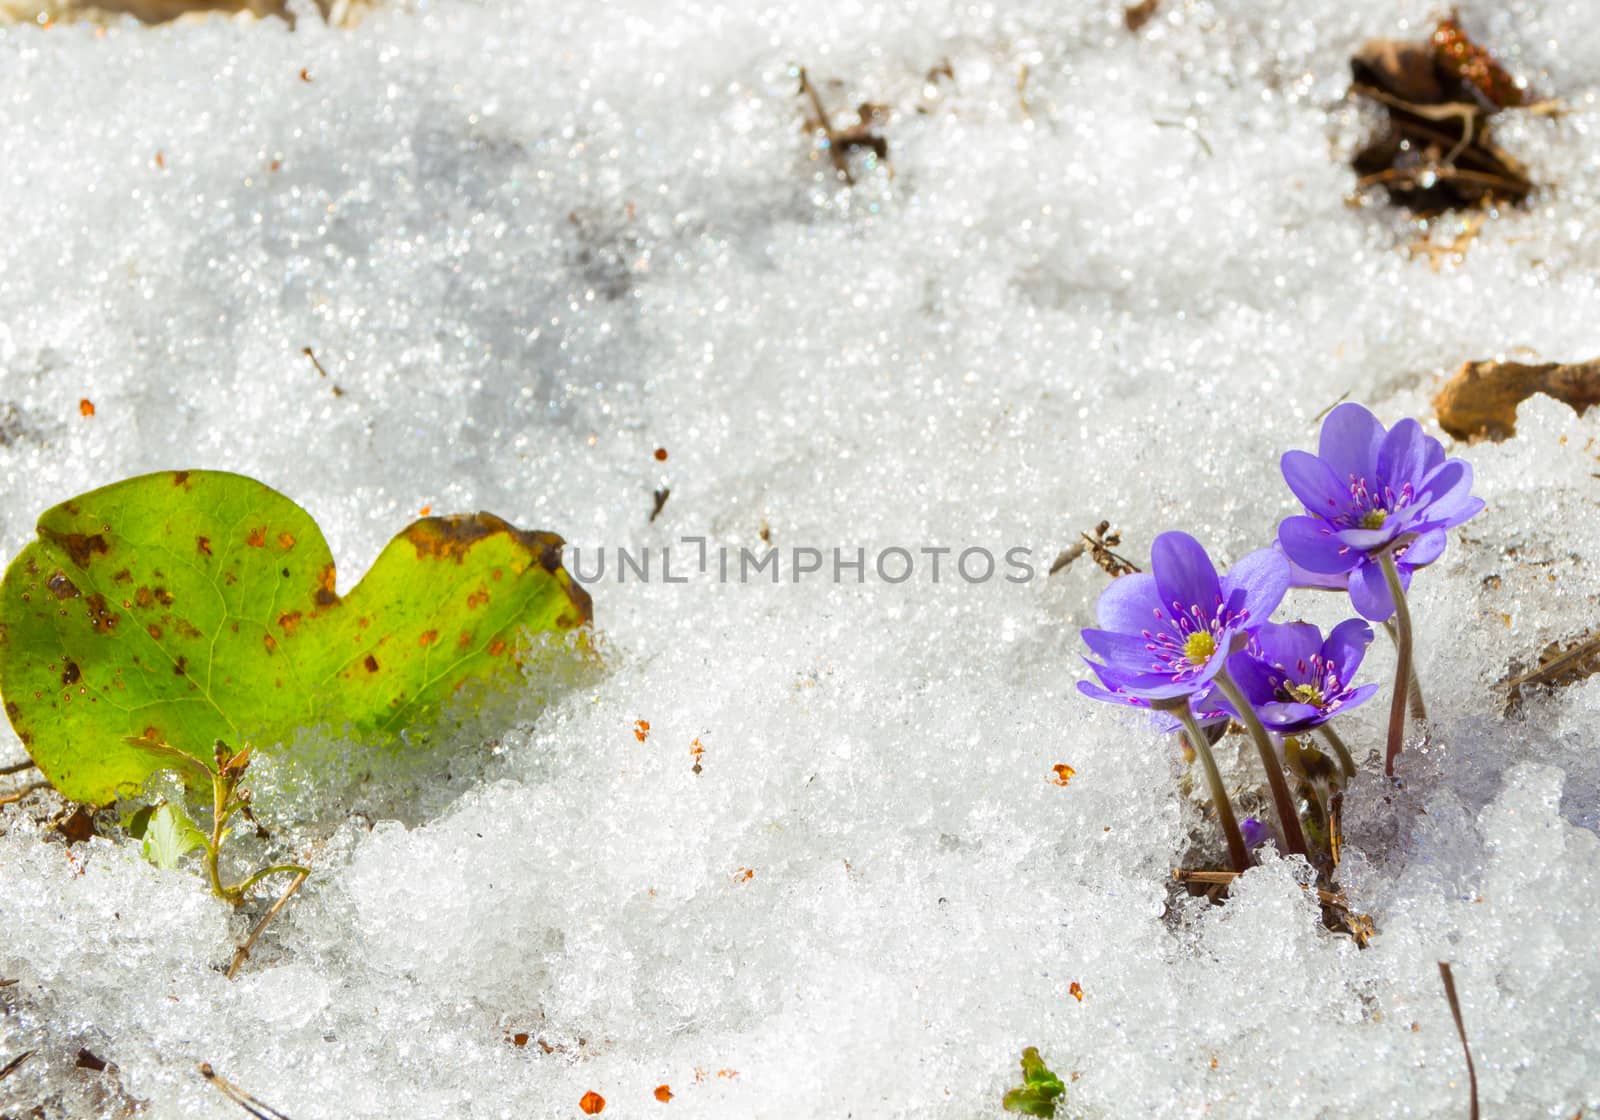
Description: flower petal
xmin=1278 ymin=544 xmax=1350 ymax=591
xmin=1256 ymin=701 xmax=1324 ymax=732
xmin=1093 ymin=571 xmax=1164 ymax=634
xmin=1331 ymin=682 xmax=1381 ymax=715
xmin=1151 ymin=531 xmax=1222 ymax=621
xmin=1322 ymin=617 xmax=1375 ymax=680
xmin=1318 ymin=403 xmax=1386 ymax=486
xmin=1376 ymin=417 xmax=1435 ymax=490
xmin=1077 ymin=678 xmax=1143 ymax=708
xmin=1348 ymin=558 xmax=1410 ymax=621
xmin=1281 ymin=450 xmax=1349 ymax=516
xmin=1220 ymin=547 xmax=1290 ymax=627
xmin=1413 ymin=458 xmax=1479 ymax=524
xmin=1224 ymin=649 xmax=1282 ymax=704
xmin=1333 ymin=525 xmax=1398 ymax=552
xmin=1279 ymin=516 xmax=1358 ymax=574
xmin=1398 ymin=527 xmax=1448 ymax=569
xmin=1081 ymin=627 xmax=1160 ymax=670
xmin=1253 ymin=621 xmax=1323 ymax=674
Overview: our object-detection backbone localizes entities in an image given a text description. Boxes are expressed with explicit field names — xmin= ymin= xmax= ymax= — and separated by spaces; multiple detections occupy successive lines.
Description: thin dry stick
xmin=0 ymin=758 xmax=38 ymax=776
xmin=1438 ymin=962 xmax=1480 ymax=1120
xmin=0 ymin=780 xmax=49 ymax=808
xmin=227 ymin=869 xmax=310 ymax=981
xmin=797 ymin=68 xmax=854 ymax=184
xmin=1 ymin=1048 xmax=36 ymax=1082
xmin=199 ymin=1062 xmax=295 ymax=1120
xmin=1504 ymin=632 xmax=1600 ymax=693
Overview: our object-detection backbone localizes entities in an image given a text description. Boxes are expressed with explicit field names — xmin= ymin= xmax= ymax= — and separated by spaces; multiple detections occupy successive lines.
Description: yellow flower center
xmin=1288 ymin=683 xmax=1325 ymax=707
xmin=1360 ymin=509 xmax=1387 ymax=530
xmin=1183 ymin=631 xmax=1216 ymax=666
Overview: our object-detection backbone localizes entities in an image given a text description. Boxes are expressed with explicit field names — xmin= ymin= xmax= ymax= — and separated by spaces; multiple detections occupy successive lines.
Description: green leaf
xmin=1002 ymin=1047 xmax=1065 ymax=1118
xmin=141 ymin=803 xmax=207 ymax=870
xmin=0 ymin=471 xmax=592 ymax=804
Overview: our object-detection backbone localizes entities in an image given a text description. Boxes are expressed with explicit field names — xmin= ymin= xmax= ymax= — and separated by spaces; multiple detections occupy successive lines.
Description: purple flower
xmin=1240 ymin=817 xmax=1271 ymax=850
xmin=1077 ymin=531 xmax=1290 ymax=704
xmin=1219 ymin=619 xmax=1379 ymax=734
xmin=1277 ymin=404 xmax=1483 ymax=621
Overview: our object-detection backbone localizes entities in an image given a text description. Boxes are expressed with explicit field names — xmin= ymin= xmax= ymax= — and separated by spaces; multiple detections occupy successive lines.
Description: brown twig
xmin=199 ymin=1062 xmax=295 ymax=1120
xmin=1438 ymin=962 xmax=1480 ymax=1120
xmin=1 ymin=1048 xmax=36 ymax=1082
xmin=798 ymin=68 xmax=853 ymax=184
xmin=0 ymin=781 xmax=49 ymax=807
xmin=227 ymin=869 xmax=310 ymax=980
xmin=0 ymin=758 xmax=38 ymax=776
xmin=300 ymin=346 xmax=330 ymax=378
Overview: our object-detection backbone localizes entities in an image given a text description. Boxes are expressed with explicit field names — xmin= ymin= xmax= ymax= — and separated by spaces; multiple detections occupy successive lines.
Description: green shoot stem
xmin=1319 ymin=724 xmax=1358 ymax=779
xmin=1378 ymin=551 xmax=1416 ymax=776
xmin=1171 ymin=704 xmax=1251 ymax=873
xmin=1214 ymin=669 xmax=1309 ymax=857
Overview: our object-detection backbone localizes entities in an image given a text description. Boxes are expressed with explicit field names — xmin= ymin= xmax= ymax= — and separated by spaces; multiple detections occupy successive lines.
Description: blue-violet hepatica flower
xmin=1278 ymin=403 xmax=1483 ymax=620
xmin=1221 ymin=619 xmax=1378 ymax=735
xmin=1078 ymin=531 xmax=1290 ymax=705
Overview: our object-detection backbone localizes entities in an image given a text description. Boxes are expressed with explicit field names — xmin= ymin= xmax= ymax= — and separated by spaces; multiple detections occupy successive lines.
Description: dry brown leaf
xmin=1434 ymin=357 xmax=1600 ymax=441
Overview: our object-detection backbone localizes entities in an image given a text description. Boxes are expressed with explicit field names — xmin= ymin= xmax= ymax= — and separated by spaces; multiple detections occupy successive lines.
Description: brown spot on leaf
xmin=196 ymin=536 xmax=213 ymax=557
xmin=84 ymin=594 xmax=118 ymax=634
xmin=46 ymin=570 xmax=81 ymax=600
xmin=418 ymin=629 xmax=439 ymax=648
xmin=278 ymin=611 xmax=302 ymax=636
xmin=155 ymin=589 xmax=174 ymax=606
xmin=172 ymin=471 xmax=190 ymax=487
xmin=313 ymin=564 xmax=339 ymax=608
xmin=135 ymin=587 xmax=154 ymax=608
xmin=174 ymin=656 xmax=188 ymax=676
xmin=112 ymin=568 xmax=132 ymax=584
xmin=41 ymin=528 xmax=110 ymax=569
xmin=457 ymin=630 xmax=473 ymax=650
xmin=488 ymin=639 xmax=507 ymax=657
xmin=364 ymin=654 xmax=380 ymax=673
xmin=61 ymin=660 xmax=80 ymax=686
xmin=147 ymin=624 xmax=162 ymax=640
xmin=263 ymin=634 xmax=278 ymax=654
xmin=277 ymin=532 xmax=296 ymax=550
xmin=247 ymin=527 xmax=267 ymax=548
xmin=466 ymin=588 xmax=490 ymax=610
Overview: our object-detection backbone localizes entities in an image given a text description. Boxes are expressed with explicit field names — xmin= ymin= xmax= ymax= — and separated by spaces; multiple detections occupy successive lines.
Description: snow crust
xmin=2 ymin=0 xmax=1599 ymax=1115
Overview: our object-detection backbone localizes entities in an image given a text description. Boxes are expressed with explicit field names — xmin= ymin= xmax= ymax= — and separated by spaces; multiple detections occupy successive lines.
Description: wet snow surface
xmin=2 ymin=0 xmax=1600 ymax=1116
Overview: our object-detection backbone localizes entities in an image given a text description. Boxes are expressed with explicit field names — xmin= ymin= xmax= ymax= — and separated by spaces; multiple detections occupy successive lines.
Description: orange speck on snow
xmin=419 ymin=505 xmax=432 ymax=516
xmin=654 ymin=1085 xmax=673 ymax=1102
xmin=1069 ymin=982 xmax=1084 ymax=1002
xmin=579 ymin=1091 xmax=606 ymax=1115
xmin=1049 ymin=764 xmax=1076 ymax=787
xmin=633 ymin=719 xmax=650 ymax=742
xmin=78 ymin=399 xmax=95 ymax=417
